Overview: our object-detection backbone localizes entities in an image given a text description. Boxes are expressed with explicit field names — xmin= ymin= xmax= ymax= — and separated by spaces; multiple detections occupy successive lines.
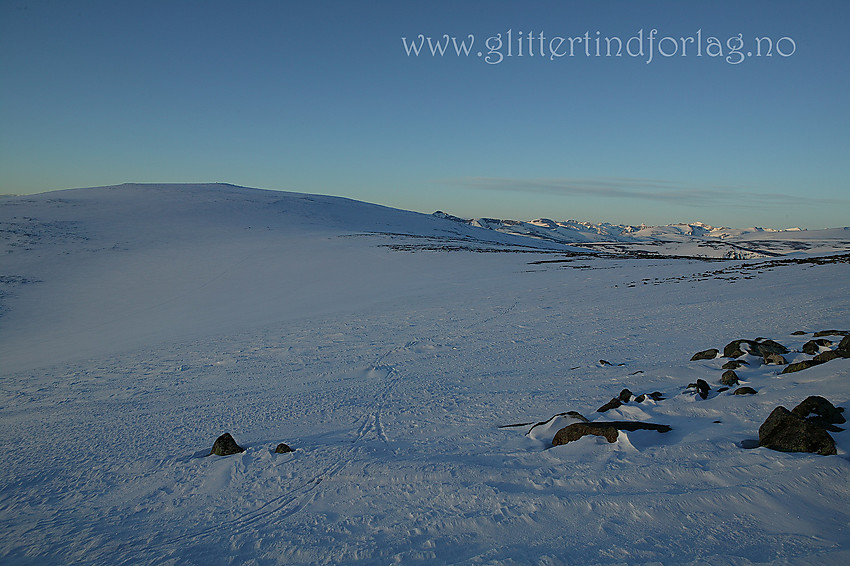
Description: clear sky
xmin=1 ymin=1 xmax=848 ymax=228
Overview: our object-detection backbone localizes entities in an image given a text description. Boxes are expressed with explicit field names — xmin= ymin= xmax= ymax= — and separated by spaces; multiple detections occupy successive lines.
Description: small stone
xmin=274 ymin=443 xmax=293 ymax=454
xmin=618 ymin=388 xmax=633 ymax=403
xmin=722 ymin=360 xmax=748 ymax=370
xmin=688 ymin=379 xmax=710 ymax=399
xmin=634 ymin=394 xmax=646 ymax=403
xmin=597 ymin=397 xmax=622 ymax=412
xmin=647 ymin=391 xmax=665 ymax=401
xmin=733 ymin=387 xmax=757 ymax=395
xmin=717 ymin=387 xmax=730 ymax=392
xmin=210 ymin=433 xmax=245 ymax=456
xmin=791 ymin=331 xmax=808 ymax=335
xmin=720 ymin=370 xmax=739 ymax=386
xmin=723 ymin=339 xmax=757 ymax=358
xmin=599 ymin=359 xmax=613 ymax=366
xmin=763 ymin=353 xmax=787 ymax=365
xmin=691 ymin=348 xmax=719 ymax=361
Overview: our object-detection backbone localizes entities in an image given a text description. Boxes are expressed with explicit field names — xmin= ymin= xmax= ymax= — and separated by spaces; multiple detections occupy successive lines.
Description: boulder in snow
xmin=209 ymin=433 xmax=245 ymax=456
xmin=274 ymin=442 xmax=294 ymax=454
xmin=758 ymin=407 xmax=836 ymax=456
xmin=720 ymin=370 xmax=739 ymax=386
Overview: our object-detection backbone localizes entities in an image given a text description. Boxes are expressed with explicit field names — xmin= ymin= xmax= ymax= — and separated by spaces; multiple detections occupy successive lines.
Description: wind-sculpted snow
xmin=1 ymin=184 xmax=849 ymax=565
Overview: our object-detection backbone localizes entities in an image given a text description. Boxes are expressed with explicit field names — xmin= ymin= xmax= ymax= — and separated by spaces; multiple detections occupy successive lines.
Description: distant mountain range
xmin=433 ymin=212 xmax=850 ymax=259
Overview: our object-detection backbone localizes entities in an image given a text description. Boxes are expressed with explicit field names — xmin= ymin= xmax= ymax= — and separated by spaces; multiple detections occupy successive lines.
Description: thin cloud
xmin=439 ymin=176 xmax=843 ymax=208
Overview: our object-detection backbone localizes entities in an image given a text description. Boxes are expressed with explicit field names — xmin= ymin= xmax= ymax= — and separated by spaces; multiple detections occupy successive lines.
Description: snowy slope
xmin=1 ymin=184 xmax=849 ymax=565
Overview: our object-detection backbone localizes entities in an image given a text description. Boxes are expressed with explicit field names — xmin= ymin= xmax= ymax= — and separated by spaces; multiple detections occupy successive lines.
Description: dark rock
xmin=813 ymin=330 xmax=850 ymax=337
xmin=599 ymin=359 xmax=613 ymax=366
xmin=813 ymin=350 xmax=840 ymax=364
xmin=552 ymin=421 xmax=672 ymax=446
xmin=725 ymin=339 xmax=788 ymax=359
xmin=695 ymin=379 xmax=710 ymax=399
xmin=618 ymin=388 xmax=633 ymax=403
xmin=802 ymin=339 xmax=832 ymax=355
xmin=722 ymin=360 xmax=748 ymax=370
xmin=763 ymin=353 xmax=787 ymax=365
xmin=717 ymin=386 xmax=730 ymax=392
xmin=720 ymin=370 xmax=739 ymax=386
xmin=733 ymin=387 xmax=757 ymax=395
xmin=210 ymin=433 xmax=245 ymax=456
xmin=754 ymin=339 xmax=790 ymax=357
xmin=553 ymin=422 xmax=619 ymax=444
xmin=724 ymin=339 xmax=759 ymax=358
xmin=836 ymin=335 xmax=850 ymax=357
xmin=274 ymin=443 xmax=293 ymax=454
xmin=691 ymin=348 xmax=719 ymax=361
xmin=791 ymin=330 xmax=808 ymax=335
xmin=526 ymin=411 xmax=590 ymax=435
xmin=758 ymin=406 xmax=837 ymax=456
xmin=597 ymin=398 xmax=622 ymax=412
xmin=781 ymin=360 xmax=822 ymax=374
xmin=647 ymin=391 xmax=665 ymax=401
xmin=791 ymin=396 xmax=846 ymax=428
xmin=634 ymin=394 xmax=646 ymax=403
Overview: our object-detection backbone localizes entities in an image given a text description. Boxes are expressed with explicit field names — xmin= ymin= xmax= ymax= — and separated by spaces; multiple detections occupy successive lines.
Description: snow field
xmin=1 ymin=185 xmax=848 ymax=564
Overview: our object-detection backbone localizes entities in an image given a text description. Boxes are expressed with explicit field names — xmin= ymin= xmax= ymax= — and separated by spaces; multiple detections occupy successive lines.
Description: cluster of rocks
xmin=689 ymin=331 xmax=850 ymax=396
xmin=685 ymin=377 xmax=755 ymax=399
xmin=209 ymin=433 xmax=293 ymax=456
xmin=782 ymin=333 xmax=850 ymax=373
xmin=758 ymin=396 xmax=845 ymax=456
xmin=596 ymin=388 xmax=664 ymax=412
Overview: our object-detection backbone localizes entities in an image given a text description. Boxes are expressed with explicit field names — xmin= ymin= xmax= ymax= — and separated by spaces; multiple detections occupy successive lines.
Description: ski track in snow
xmin=1 ymin=185 xmax=849 ymax=565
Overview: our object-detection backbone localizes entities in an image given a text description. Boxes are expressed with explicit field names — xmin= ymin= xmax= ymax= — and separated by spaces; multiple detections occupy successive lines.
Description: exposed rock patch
xmin=552 ymin=421 xmax=672 ymax=446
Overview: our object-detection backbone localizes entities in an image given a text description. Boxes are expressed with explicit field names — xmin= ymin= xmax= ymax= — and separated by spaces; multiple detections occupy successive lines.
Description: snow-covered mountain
xmin=437 ymin=213 xmax=850 ymax=259
xmin=1 ymin=184 xmax=849 ymax=565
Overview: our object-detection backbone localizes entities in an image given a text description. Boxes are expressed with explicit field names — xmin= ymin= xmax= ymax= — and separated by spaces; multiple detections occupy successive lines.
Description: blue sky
xmin=1 ymin=1 xmax=848 ymax=228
